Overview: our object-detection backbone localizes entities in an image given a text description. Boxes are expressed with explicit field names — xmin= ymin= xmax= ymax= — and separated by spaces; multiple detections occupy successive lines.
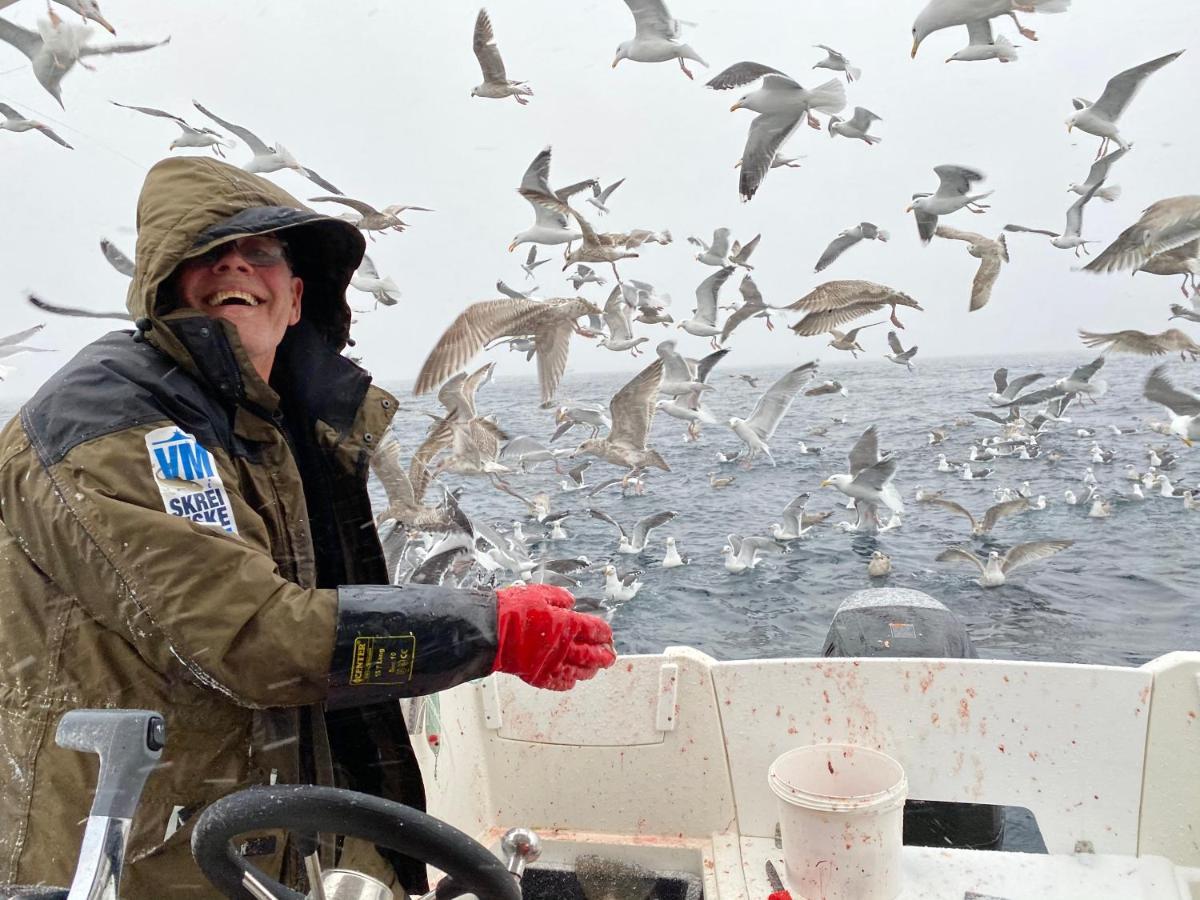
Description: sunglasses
xmin=188 ymin=235 xmax=290 ymax=268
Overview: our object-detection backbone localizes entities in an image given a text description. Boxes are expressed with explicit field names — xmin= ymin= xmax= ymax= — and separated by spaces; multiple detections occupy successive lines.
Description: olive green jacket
xmin=0 ymin=158 xmax=496 ymax=897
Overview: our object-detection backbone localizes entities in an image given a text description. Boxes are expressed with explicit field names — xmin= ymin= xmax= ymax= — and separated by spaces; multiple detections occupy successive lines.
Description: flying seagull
xmin=110 ymin=100 xmax=229 ymax=155
xmin=827 ymin=107 xmax=882 ymax=144
xmin=820 ymin=425 xmax=904 ymax=529
xmin=612 ymin=0 xmax=707 ymax=80
xmin=0 ymin=12 xmax=168 ymax=108
xmin=933 ymin=226 xmax=1009 ymax=310
xmin=470 ymin=8 xmax=532 ymax=104
xmin=1143 ymin=365 xmax=1200 ymax=446
xmin=884 ymin=331 xmax=918 ymax=372
xmin=1067 ymin=50 xmax=1184 ymax=158
xmin=309 ymin=195 xmax=431 ymax=234
xmin=813 ymin=44 xmax=861 ymax=82
xmin=414 ymin=297 xmax=599 ymax=405
xmin=787 ymin=280 xmax=924 ymax=333
xmin=727 ymin=361 xmax=819 ymax=466
xmin=507 ymin=146 xmax=598 ymax=251
xmin=573 ymin=358 xmax=671 ymax=472
xmin=910 ymin=0 xmax=1072 ymax=59
xmin=587 ymin=178 xmax=625 ymax=215
xmin=1003 ymin=182 xmax=1101 ymax=255
xmin=936 ymin=540 xmax=1073 ymax=587
xmin=27 ymin=293 xmax=130 ymax=321
xmin=1078 ymin=328 xmax=1200 ymax=361
xmin=192 ymin=100 xmax=342 ymax=194
xmin=708 ymin=62 xmax=846 ymax=201
xmin=1068 ymin=147 xmax=1127 ymax=202
xmin=1083 ymin=196 xmax=1200 ymax=276
xmin=0 ymin=101 xmax=71 ymax=147
xmin=908 ymin=165 xmax=992 ymax=244
xmin=814 ymin=222 xmax=889 ymax=272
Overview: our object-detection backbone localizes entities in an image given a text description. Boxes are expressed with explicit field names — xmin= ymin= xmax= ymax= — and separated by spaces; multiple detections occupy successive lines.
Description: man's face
xmin=176 ymin=235 xmax=303 ymax=377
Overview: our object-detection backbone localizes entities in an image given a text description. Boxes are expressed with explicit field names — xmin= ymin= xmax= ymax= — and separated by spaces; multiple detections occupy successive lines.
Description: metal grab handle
xmin=55 ymin=709 xmax=165 ymax=900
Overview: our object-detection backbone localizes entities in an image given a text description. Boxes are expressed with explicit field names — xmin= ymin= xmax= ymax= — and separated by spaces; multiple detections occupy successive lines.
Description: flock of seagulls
xmin=2 ymin=1 xmax=1197 ymax=622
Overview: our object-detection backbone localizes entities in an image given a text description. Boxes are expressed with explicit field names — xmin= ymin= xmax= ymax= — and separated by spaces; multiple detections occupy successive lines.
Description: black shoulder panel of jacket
xmin=20 ymin=331 xmax=246 ymax=467
xmin=327 ymin=584 xmax=498 ymax=708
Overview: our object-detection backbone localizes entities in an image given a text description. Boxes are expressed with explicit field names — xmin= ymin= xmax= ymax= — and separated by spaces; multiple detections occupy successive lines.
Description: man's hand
xmin=493 ymin=584 xmax=616 ymax=690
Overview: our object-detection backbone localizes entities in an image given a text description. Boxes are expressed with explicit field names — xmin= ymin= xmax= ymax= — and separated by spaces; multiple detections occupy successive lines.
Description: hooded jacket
xmin=0 ymin=157 xmax=496 ymax=897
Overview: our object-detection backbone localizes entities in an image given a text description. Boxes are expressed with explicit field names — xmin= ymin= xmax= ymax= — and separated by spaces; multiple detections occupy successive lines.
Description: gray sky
xmin=0 ymin=0 xmax=1195 ymax=400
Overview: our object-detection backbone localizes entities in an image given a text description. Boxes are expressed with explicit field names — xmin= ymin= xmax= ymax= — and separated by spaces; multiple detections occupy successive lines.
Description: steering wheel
xmin=190 ymin=784 xmax=521 ymax=900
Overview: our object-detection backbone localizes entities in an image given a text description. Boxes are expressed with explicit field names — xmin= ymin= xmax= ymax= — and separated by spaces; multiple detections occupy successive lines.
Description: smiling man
xmin=0 ymin=157 xmax=615 ymax=898
xmin=175 ymin=233 xmax=302 ymax=381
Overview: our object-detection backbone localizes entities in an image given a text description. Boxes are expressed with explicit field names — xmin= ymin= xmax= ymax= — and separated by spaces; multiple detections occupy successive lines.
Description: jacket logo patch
xmin=145 ymin=427 xmax=239 ymax=535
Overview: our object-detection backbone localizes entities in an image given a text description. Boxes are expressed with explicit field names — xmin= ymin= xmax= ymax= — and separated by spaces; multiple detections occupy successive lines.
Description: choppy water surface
xmin=379 ymin=352 xmax=1198 ymax=667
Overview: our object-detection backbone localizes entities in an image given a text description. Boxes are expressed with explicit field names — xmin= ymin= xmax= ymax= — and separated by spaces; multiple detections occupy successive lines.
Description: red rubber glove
xmin=493 ymin=584 xmax=616 ymax=691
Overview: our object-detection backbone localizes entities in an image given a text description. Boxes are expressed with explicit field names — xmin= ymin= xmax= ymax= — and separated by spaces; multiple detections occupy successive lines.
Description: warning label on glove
xmin=145 ymin=427 xmax=239 ymax=535
xmin=349 ymin=635 xmax=416 ymax=686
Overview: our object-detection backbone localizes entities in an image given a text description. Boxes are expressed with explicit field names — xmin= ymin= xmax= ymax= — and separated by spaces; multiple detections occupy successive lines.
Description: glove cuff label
xmin=349 ymin=634 xmax=416 ymax=686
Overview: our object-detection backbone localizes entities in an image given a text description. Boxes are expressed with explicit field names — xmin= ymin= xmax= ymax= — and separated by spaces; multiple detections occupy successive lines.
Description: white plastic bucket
xmin=767 ymin=743 xmax=908 ymax=900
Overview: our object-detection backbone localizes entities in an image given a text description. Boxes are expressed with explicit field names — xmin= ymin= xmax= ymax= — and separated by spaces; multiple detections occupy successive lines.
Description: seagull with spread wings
xmin=828 ymin=322 xmax=885 ymax=358
xmin=1143 ymin=365 xmax=1200 ymax=446
xmin=0 ymin=12 xmax=167 ymax=108
xmin=720 ymin=274 xmax=785 ymax=343
xmin=507 ymin=147 xmax=597 ymax=251
xmin=925 ymin=497 xmax=1031 ymax=536
xmin=727 ymin=361 xmax=819 ymax=466
xmin=814 ymin=222 xmax=889 ymax=272
xmin=988 ymin=368 xmax=1044 ymax=405
xmin=0 ymin=101 xmax=71 ymax=147
xmin=309 ymin=195 xmax=431 ymax=235
xmin=192 ymin=100 xmax=341 ymax=194
xmin=933 ymin=226 xmax=1009 ymax=310
xmin=813 ymin=44 xmax=861 ymax=82
xmin=1068 ymin=147 xmax=1126 ymax=202
xmin=884 ymin=331 xmax=918 ymax=372
xmin=470 ymin=8 xmax=532 ymax=104
xmin=827 ymin=107 xmax=882 ymax=144
xmin=908 ymin=165 xmax=992 ymax=244
xmin=936 ymin=541 xmax=1073 ymax=587
xmin=350 ymin=254 xmax=402 ymax=308
xmin=1083 ymin=196 xmax=1200 ymax=277
xmin=1079 ymin=328 xmax=1200 ymax=361
xmin=518 ymin=188 xmax=644 ymax=282
xmin=521 ymin=245 xmax=550 ymax=279
xmin=110 ymin=101 xmax=230 ymax=155
xmin=0 ymin=323 xmax=54 ymax=379
xmin=573 ymin=358 xmax=671 ymax=472
xmin=1003 ymin=183 xmax=1100 ymax=256
xmin=656 ymin=346 xmax=728 ymax=440
xmin=678 ymin=265 xmax=735 ymax=348
xmin=595 ymin=286 xmax=647 ymax=356
xmin=787 ymin=280 xmax=924 ymax=333
xmin=722 ymin=534 xmax=784 ymax=573
xmin=589 ymin=508 xmax=677 ymax=554
xmin=587 ymin=178 xmax=625 ymax=216
xmin=708 ymin=62 xmax=846 ymax=201
xmin=414 ymin=296 xmax=599 ymax=406
xmin=1067 ymin=50 xmax=1184 ymax=158
xmin=612 ymin=0 xmax=707 ymax=80
xmin=820 ymin=425 xmax=904 ymax=529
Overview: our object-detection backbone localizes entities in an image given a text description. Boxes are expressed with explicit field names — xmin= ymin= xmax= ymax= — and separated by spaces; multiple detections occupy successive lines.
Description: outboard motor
xmin=822 ymin=588 xmax=1006 ymax=851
